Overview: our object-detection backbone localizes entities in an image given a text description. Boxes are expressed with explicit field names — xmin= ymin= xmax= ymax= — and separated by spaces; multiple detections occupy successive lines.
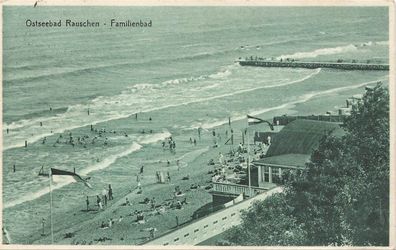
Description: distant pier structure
xmin=237 ymin=58 xmax=389 ymax=71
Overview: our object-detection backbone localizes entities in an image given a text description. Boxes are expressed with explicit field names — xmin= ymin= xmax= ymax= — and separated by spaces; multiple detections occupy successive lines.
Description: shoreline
xmin=3 ymin=81 xmax=383 ymax=245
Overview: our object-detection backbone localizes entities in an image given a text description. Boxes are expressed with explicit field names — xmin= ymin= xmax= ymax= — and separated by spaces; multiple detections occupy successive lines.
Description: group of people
xmin=189 ymin=137 xmax=197 ymax=146
xmin=88 ymin=184 xmax=114 ymax=211
xmin=155 ymin=171 xmax=171 ymax=183
xmin=161 ymin=137 xmax=176 ymax=153
xmin=47 ymin=124 xmax=134 ymax=148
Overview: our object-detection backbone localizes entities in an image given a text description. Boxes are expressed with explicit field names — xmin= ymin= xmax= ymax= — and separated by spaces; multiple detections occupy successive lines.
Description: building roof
xmin=253 ymin=154 xmax=310 ymax=168
xmin=265 ymin=119 xmax=344 ymax=157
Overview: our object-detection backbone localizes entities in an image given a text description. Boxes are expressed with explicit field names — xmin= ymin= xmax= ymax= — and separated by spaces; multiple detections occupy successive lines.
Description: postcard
xmin=1 ymin=0 xmax=394 ymax=248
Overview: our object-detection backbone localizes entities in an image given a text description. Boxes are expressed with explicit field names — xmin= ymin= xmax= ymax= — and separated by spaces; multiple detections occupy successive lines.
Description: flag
xmin=51 ymin=168 xmax=92 ymax=189
xmin=247 ymin=115 xmax=274 ymax=130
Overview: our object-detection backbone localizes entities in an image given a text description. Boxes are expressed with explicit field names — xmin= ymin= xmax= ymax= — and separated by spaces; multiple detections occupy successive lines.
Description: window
xmin=263 ymin=166 xmax=270 ymax=182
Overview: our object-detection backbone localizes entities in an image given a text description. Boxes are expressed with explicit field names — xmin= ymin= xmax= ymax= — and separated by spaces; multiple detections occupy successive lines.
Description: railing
xmin=212 ymin=182 xmax=268 ymax=197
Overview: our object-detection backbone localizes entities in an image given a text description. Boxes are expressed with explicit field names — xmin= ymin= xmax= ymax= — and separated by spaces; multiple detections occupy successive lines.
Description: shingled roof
xmin=265 ymin=119 xmax=344 ymax=157
xmin=253 ymin=154 xmax=310 ymax=168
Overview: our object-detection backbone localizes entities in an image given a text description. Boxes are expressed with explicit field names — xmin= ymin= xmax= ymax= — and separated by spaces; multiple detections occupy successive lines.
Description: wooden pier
xmin=237 ymin=60 xmax=389 ymax=71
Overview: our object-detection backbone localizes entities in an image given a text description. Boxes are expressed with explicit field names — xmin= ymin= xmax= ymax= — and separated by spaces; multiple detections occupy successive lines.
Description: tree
xmin=224 ymin=84 xmax=389 ymax=246
xmin=286 ymin=83 xmax=389 ymax=245
xmin=338 ymin=83 xmax=389 ymax=245
xmin=223 ymin=193 xmax=307 ymax=246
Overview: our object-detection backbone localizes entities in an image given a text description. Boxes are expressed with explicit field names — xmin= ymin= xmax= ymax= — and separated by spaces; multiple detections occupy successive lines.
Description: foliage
xmin=222 ymin=193 xmax=307 ymax=246
xmin=225 ymin=84 xmax=389 ymax=246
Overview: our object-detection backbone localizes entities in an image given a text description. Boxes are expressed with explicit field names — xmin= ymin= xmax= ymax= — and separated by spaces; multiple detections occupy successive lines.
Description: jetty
xmin=237 ymin=59 xmax=389 ymax=71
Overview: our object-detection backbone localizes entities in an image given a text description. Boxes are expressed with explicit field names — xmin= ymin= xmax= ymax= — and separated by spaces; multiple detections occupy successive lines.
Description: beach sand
xmin=2 ymin=89 xmax=358 ymax=246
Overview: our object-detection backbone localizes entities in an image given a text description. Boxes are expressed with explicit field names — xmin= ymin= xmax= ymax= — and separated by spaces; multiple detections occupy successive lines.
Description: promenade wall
xmin=144 ymin=186 xmax=283 ymax=246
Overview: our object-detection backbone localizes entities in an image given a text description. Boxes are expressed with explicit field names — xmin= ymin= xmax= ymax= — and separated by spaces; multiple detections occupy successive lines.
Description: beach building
xmin=210 ymin=119 xmax=345 ymax=206
xmin=254 ymin=119 xmax=344 ymax=187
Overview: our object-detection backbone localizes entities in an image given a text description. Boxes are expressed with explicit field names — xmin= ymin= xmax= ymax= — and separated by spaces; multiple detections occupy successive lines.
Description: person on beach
xmin=108 ymin=184 xmax=113 ymax=200
xmin=97 ymin=195 xmax=103 ymax=210
xmin=176 ymin=160 xmax=180 ymax=171
xmin=12 ymin=164 xmax=16 ymax=173
xmin=140 ymin=165 xmax=144 ymax=175
xmin=193 ymin=138 xmax=197 ymax=146
xmin=102 ymin=188 xmax=108 ymax=206
xmin=155 ymin=171 xmax=160 ymax=183
xmin=212 ymin=130 xmax=216 ymax=137
xmin=198 ymin=127 xmax=202 ymax=139
xmin=136 ymin=173 xmax=141 ymax=182
xmin=238 ymin=143 xmax=243 ymax=153
xmin=189 ymin=137 xmax=193 ymax=144
xmin=137 ymin=211 xmax=145 ymax=223
xmin=151 ymin=197 xmax=156 ymax=210
xmin=219 ymin=153 xmax=224 ymax=166
xmin=6 ymin=128 xmax=9 ymax=134
xmin=40 ymin=218 xmax=46 ymax=236
xmin=149 ymin=227 xmax=157 ymax=238
xmin=86 ymin=196 xmax=90 ymax=211
xmin=167 ymin=172 xmax=171 ymax=182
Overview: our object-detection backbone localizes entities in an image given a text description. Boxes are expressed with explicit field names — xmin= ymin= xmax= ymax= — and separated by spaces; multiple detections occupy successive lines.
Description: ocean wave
xmin=374 ymin=41 xmax=389 ymax=45
xmin=4 ymin=48 xmax=236 ymax=84
xmin=188 ymin=76 xmax=388 ymax=130
xmin=3 ymin=107 xmax=68 ymax=130
xmin=4 ymin=132 xmax=170 ymax=209
xmin=276 ymin=44 xmax=358 ymax=60
xmin=138 ymin=131 xmax=171 ymax=144
xmin=2 ymin=67 xmax=315 ymax=151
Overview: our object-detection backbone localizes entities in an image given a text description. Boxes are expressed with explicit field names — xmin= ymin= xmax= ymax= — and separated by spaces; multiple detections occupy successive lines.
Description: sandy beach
xmin=3 ymin=86 xmax=371 ymax=245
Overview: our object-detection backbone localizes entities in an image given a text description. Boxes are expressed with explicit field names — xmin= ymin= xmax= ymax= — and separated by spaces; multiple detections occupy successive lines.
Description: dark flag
xmin=51 ymin=168 xmax=92 ymax=188
xmin=247 ymin=115 xmax=274 ymax=130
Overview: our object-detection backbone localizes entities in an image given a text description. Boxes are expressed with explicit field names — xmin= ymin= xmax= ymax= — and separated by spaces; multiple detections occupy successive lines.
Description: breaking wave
xmin=2 ymin=67 xmax=318 ymax=151
xmin=276 ymin=44 xmax=358 ymax=60
xmin=189 ymin=77 xmax=388 ymax=130
xmin=4 ymin=131 xmax=170 ymax=209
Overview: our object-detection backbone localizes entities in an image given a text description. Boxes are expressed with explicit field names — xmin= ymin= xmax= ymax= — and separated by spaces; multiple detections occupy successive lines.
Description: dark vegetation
xmin=222 ymin=84 xmax=389 ymax=246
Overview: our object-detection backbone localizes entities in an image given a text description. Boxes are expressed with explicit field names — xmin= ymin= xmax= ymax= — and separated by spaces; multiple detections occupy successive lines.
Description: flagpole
xmin=49 ymin=169 xmax=54 ymax=244
xmin=246 ymin=117 xmax=252 ymax=197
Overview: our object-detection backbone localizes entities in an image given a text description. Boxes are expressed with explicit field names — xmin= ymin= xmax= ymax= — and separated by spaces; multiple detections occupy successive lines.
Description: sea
xmin=2 ymin=6 xmax=389 ymax=243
